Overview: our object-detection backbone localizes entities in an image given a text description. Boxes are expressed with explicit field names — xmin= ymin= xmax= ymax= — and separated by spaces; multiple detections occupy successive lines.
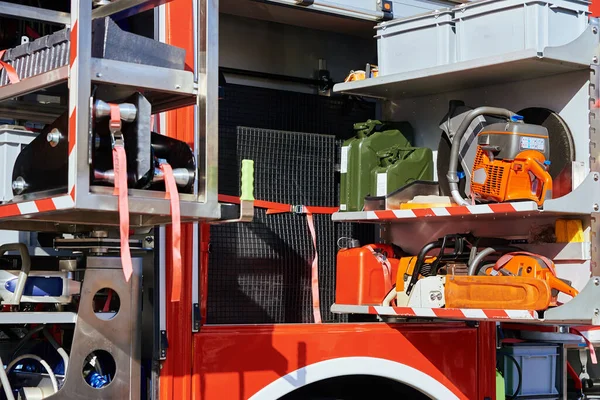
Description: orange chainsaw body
xmin=471 ymin=148 xmax=552 ymax=206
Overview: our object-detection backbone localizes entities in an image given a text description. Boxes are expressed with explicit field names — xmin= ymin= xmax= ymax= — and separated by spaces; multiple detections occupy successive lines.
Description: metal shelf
xmin=91 ymin=58 xmax=197 ymax=113
xmin=0 ymin=311 xmax=76 ymax=324
xmin=333 ymin=171 xmax=600 ymax=224
xmin=331 ymin=275 xmax=600 ymax=326
xmin=0 ymin=2 xmax=70 ymax=25
xmin=333 ymin=22 xmax=597 ymax=99
xmin=0 ymin=67 xmax=69 ymax=104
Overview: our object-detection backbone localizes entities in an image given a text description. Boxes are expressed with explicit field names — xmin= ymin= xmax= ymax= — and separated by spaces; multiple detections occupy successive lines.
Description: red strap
xmin=567 ymin=361 xmax=583 ymax=390
xmin=366 ymin=245 xmax=393 ymax=293
xmin=112 ymin=146 xmax=133 ymax=282
xmin=102 ymin=289 xmax=113 ymax=313
xmin=495 ymin=251 xmax=557 ymax=276
xmin=0 ymin=50 xmax=20 ymax=84
xmin=160 ymin=163 xmax=182 ymax=303
xmin=218 ymin=194 xmax=338 ymax=215
xmin=305 ymin=211 xmax=322 ymax=324
xmin=571 ymin=326 xmax=598 ymax=364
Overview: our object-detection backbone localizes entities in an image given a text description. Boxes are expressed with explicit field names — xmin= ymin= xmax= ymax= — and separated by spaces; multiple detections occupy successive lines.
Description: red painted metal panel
xmin=193 ymin=323 xmax=481 ymax=400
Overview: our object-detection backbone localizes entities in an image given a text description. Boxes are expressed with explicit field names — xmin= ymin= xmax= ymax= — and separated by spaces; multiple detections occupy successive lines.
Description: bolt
xmin=429 ymin=293 xmax=437 ymax=301
xmin=594 ymin=56 xmax=598 ymax=64
xmin=595 ymin=173 xmax=599 ymax=181
xmin=175 ymin=84 xmax=181 ymax=90
xmin=595 ymin=308 xmax=600 ymax=316
xmin=96 ymin=72 xmax=102 ymax=78
xmin=596 ymin=278 xmax=600 ymax=286
xmin=46 ymin=128 xmax=62 ymax=147
xmin=12 ymin=177 xmax=27 ymax=195
xmin=595 ymin=204 xmax=599 ymax=212
xmin=594 ymin=26 xmax=599 ymax=34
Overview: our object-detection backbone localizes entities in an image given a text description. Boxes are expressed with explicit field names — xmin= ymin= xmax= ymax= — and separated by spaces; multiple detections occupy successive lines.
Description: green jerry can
xmin=370 ymin=146 xmax=434 ymax=198
xmin=340 ymin=120 xmax=411 ymax=212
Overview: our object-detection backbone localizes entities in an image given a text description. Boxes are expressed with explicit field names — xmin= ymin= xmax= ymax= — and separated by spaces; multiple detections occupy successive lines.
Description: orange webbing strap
xmin=570 ymin=326 xmax=598 ymax=364
xmin=112 ymin=145 xmax=133 ymax=281
xmin=160 ymin=163 xmax=182 ymax=303
xmin=365 ymin=245 xmax=393 ymax=293
xmin=305 ymin=210 xmax=322 ymax=324
xmin=0 ymin=50 xmax=20 ymax=84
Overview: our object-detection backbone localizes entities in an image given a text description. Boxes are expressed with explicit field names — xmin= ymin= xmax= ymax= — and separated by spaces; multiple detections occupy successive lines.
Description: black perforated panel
xmin=208 ymin=84 xmax=375 ymax=324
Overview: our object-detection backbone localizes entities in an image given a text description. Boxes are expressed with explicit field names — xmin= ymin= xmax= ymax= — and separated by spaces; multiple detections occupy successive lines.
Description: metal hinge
xmin=193 ymin=303 xmax=201 ymax=332
xmin=159 ymin=330 xmax=168 ymax=360
xmin=295 ymin=0 xmax=314 ymax=5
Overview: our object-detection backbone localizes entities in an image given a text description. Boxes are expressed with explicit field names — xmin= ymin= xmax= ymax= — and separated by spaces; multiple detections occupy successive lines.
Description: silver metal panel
xmin=544 ymin=277 xmax=600 ymax=325
xmin=520 ymin=242 xmax=591 ymax=261
xmin=45 ymin=257 xmax=142 ymax=400
xmin=0 ymin=2 xmax=70 ymax=25
xmin=91 ymin=58 xmax=197 ymax=96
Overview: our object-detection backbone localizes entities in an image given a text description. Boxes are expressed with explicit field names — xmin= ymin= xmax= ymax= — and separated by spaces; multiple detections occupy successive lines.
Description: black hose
xmin=502 ymin=353 xmax=522 ymax=400
xmin=11 ymin=324 xmax=45 ymax=360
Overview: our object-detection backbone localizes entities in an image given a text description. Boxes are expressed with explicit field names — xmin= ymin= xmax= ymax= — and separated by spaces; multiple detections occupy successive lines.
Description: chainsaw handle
xmin=530 ymin=159 xmax=553 ymax=204
xmin=406 ymin=239 xmax=442 ymax=296
xmin=547 ymin=274 xmax=579 ymax=298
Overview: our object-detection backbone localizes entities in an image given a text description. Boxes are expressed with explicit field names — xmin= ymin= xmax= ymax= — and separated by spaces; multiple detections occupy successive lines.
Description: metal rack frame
xmin=0 ymin=0 xmax=220 ymax=231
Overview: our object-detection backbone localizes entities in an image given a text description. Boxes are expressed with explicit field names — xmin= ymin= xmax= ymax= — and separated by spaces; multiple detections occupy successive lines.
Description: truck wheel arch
xmin=248 ymin=356 xmax=461 ymax=400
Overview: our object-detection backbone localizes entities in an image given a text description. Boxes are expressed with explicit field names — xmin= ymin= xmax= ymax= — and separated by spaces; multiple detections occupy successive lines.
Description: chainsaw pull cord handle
xmin=447 ymin=107 xmax=516 ymax=206
xmin=406 ymin=239 xmax=442 ymax=296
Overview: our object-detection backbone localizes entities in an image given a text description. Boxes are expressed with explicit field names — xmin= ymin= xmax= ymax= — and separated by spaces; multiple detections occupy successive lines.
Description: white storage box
xmin=375 ymin=9 xmax=455 ymax=76
xmin=454 ymin=0 xmax=590 ymax=62
xmin=0 ymin=125 xmax=36 ymax=202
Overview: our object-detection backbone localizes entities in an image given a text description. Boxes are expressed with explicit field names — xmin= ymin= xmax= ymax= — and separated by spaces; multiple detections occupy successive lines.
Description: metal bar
xmin=92 ymin=0 xmax=175 ymax=20
xmin=590 ymin=19 xmax=600 ymax=276
xmin=197 ymin=0 xmax=219 ymax=211
xmin=158 ymin=226 xmax=167 ymax=359
xmin=260 ymin=0 xmax=383 ymax=21
xmin=90 ymin=58 xmax=196 ymax=95
xmin=0 ymin=2 xmax=70 ymax=25
xmin=0 ymin=66 xmax=68 ymax=103
xmin=192 ymin=223 xmax=199 ymax=332
xmin=221 ymin=67 xmax=334 ymax=86
xmin=0 ymin=312 xmax=76 ymax=324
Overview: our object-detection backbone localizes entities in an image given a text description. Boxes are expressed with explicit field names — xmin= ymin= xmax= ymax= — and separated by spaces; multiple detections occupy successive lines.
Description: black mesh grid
xmin=208 ymin=84 xmax=375 ymax=324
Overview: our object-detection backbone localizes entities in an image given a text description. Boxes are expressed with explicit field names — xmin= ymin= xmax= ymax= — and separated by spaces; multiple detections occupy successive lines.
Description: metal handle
xmin=0 ymin=243 xmax=31 ymax=305
xmin=240 ymin=159 xmax=255 ymax=202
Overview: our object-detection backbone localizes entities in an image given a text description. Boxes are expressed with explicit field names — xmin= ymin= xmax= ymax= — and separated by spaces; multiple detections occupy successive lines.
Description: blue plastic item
xmin=5 ymin=276 xmax=63 ymax=297
xmin=499 ymin=344 xmax=560 ymax=399
xmin=87 ymin=372 xmax=109 ymax=388
xmin=511 ymin=115 xmax=524 ymax=122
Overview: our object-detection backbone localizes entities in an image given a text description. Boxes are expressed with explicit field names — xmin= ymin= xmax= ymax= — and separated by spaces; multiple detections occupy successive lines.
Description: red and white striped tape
xmin=339 ymin=202 xmax=538 ymax=221
xmin=0 ymin=195 xmax=75 ymax=218
xmin=331 ymin=304 xmax=537 ymax=321
xmin=67 ymin=1 xmax=79 ymax=202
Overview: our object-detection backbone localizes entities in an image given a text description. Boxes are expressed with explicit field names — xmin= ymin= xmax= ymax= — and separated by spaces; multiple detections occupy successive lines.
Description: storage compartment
xmin=454 ymin=0 xmax=589 ymax=62
xmin=375 ymin=9 xmax=455 ymax=76
xmin=499 ymin=343 xmax=561 ymax=399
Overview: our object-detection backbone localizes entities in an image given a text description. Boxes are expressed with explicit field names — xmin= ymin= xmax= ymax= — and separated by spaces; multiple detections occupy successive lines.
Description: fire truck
xmin=0 ymin=0 xmax=598 ymax=399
